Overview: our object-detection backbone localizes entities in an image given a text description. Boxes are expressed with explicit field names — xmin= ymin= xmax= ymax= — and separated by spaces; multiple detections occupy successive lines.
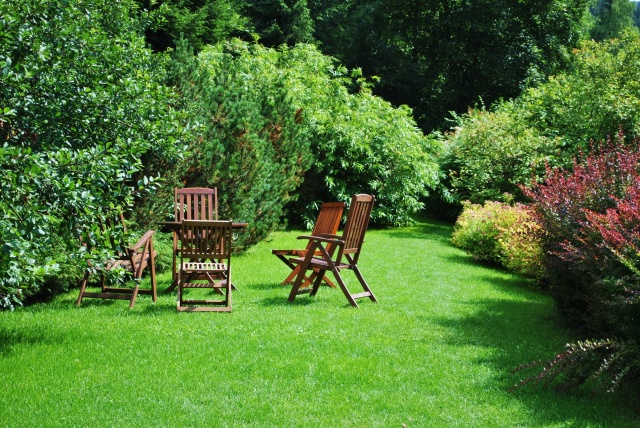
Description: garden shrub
xmin=522 ymin=134 xmax=640 ymax=327
xmin=255 ymin=43 xmax=442 ymax=226
xmin=513 ymin=338 xmax=640 ymax=394
xmin=520 ymin=135 xmax=640 ymax=391
xmin=520 ymin=30 xmax=640 ymax=163
xmin=283 ymin=56 xmax=442 ymax=225
xmin=136 ymin=39 xmax=442 ymax=239
xmin=451 ymin=199 xmax=544 ymax=278
xmin=0 ymin=0 xmax=183 ymax=309
xmin=436 ymin=31 xmax=640 ymax=208
xmin=134 ymin=38 xmax=313 ymax=250
xmin=439 ymin=104 xmax=554 ymax=206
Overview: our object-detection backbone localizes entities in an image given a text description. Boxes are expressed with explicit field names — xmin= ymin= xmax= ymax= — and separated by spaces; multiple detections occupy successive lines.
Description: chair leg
xmin=308 ymin=269 xmax=337 ymax=288
xmin=226 ymin=270 xmax=232 ymax=310
xmin=149 ymin=257 xmax=158 ymax=303
xmin=282 ymin=265 xmax=336 ymax=289
xmin=309 ymin=271 xmax=325 ymax=297
xmin=176 ymin=270 xmax=183 ymax=310
xmin=288 ymin=258 xmax=313 ymax=302
xmin=129 ymin=283 xmax=140 ymax=309
xmin=352 ymin=266 xmax=377 ymax=303
xmin=76 ymin=271 xmax=90 ymax=306
xmin=328 ymin=269 xmax=359 ymax=308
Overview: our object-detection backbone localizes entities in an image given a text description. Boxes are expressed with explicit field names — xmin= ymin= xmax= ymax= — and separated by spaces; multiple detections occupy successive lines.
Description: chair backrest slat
xmin=181 ymin=220 xmax=233 ymax=261
xmin=340 ymin=194 xmax=375 ymax=264
xmin=310 ymin=201 xmax=345 ymax=246
xmin=175 ymin=187 xmax=218 ymax=222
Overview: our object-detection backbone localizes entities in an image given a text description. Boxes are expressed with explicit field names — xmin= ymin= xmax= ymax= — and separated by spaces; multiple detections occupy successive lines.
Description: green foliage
xmin=309 ymin=0 xmax=591 ymax=131
xmin=438 ymin=31 xmax=640 ymax=206
xmin=451 ymin=200 xmax=544 ymax=278
xmin=272 ymin=45 xmax=442 ymax=225
xmin=136 ymin=0 xmax=249 ymax=52
xmin=440 ymin=106 xmax=555 ymax=205
xmin=243 ymin=0 xmax=315 ymax=47
xmin=590 ymin=0 xmax=638 ymax=42
xmin=137 ymin=38 xmax=312 ymax=249
xmin=0 ymin=0 xmax=183 ymax=309
xmin=138 ymin=40 xmax=440 ymax=235
xmin=520 ymin=31 xmax=640 ymax=162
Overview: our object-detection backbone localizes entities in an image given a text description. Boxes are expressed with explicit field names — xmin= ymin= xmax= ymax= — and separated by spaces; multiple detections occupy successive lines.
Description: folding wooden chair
xmin=169 ymin=187 xmax=218 ymax=291
xmin=287 ymin=194 xmax=377 ymax=307
xmin=76 ymin=215 xmax=157 ymax=309
xmin=177 ymin=220 xmax=233 ymax=312
xmin=272 ymin=201 xmax=345 ymax=288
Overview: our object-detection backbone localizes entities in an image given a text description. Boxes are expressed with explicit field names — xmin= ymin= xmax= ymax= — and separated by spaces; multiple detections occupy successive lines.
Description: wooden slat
xmin=182 ymin=282 xmax=226 ymax=289
xmin=177 ymin=306 xmax=232 ymax=312
xmin=80 ymin=292 xmax=132 ymax=300
xmin=350 ymin=291 xmax=372 ymax=299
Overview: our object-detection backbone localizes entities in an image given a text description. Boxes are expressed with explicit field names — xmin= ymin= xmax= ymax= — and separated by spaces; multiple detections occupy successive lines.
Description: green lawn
xmin=1 ymin=217 xmax=638 ymax=427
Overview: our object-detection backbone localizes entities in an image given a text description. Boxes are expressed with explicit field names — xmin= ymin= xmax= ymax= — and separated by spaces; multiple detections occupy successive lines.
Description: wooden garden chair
xmin=287 ymin=194 xmax=378 ymax=307
xmin=169 ymin=187 xmax=219 ymax=290
xmin=177 ymin=220 xmax=233 ymax=312
xmin=76 ymin=215 xmax=157 ymax=309
xmin=271 ymin=201 xmax=345 ymax=288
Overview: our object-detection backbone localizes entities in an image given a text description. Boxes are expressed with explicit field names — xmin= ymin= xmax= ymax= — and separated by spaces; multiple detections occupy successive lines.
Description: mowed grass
xmin=1 ymin=217 xmax=639 ymax=427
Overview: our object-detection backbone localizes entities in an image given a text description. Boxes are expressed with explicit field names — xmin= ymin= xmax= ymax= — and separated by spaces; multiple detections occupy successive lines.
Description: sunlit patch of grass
xmin=1 ymin=217 xmax=639 ymax=427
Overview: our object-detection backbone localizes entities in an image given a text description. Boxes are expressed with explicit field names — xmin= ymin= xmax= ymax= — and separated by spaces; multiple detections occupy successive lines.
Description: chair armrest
xmin=296 ymin=234 xmax=345 ymax=246
xmin=318 ymin=233 xmax=341 ymax=240
xmin=272 ymin=249 xmax=307 ymax=256
xmin=129 ymin=230 xmax=155 ymax=251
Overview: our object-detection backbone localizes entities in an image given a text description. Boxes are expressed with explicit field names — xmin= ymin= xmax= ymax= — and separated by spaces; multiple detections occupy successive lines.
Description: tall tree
xmin=309 ymin=0 xmax=591 ymax=132
xmin=243 ymin=0 xmax=314 ymax=47
xmin=590 ymin=0 xmax=637 ymax=41
xmin=135 ymin=0 xmax=248 ymax=52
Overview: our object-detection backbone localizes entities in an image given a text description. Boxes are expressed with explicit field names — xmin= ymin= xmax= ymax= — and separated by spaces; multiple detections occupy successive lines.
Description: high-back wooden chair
xmin=172 ymin=187 xmax=218 ymax=284
xmin=177 ymin=220 xmax=233 ymax=312
xmin=76 ymin=215 xmax=157 ymax=309
xmin=175 ymin=187 xmax=218 ymax=221
xmin=286 ymin=194 xmax=377 ymax=307
xmin=271 ymin=201 xmax=345 ymax=288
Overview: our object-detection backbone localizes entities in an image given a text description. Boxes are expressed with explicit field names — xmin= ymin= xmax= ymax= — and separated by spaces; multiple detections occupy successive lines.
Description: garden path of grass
xmin=1 ymin=217 xmax=639 ymax=427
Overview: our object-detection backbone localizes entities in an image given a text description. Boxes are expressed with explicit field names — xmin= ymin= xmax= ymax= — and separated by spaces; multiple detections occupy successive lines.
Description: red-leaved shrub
xmin=518 ymin=132 xmax=640 ymax=391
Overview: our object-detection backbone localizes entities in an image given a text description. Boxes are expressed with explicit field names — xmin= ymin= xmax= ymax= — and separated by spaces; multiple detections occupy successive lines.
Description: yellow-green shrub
xmin=452 ymin=200 xmax=544 ymax=278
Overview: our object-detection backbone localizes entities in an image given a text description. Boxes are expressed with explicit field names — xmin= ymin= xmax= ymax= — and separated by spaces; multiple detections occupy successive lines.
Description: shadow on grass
xmin=0 ymin=324 xmax=64 ymax=356
xmin=432 ymin=294 xmax=640 ymax=425
xmin=442 ymin=251 xmax=523 ymax=274
xmin=259 ymin=295 xmax=317 ymax=307
xmin=249 ymin=281 xmax=286 ymax=291
xmin=74 ymin=298 xmax=120 ymax=309
xmin=378 ymin=220 xmax=454 ymax=243
xmin=138 ymin=301 xmax=179 ymax=315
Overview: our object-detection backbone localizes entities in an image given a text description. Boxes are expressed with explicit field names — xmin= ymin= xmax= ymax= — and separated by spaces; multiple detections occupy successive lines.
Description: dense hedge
xmin=0 ymin=0 xmax=184 ymax=309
